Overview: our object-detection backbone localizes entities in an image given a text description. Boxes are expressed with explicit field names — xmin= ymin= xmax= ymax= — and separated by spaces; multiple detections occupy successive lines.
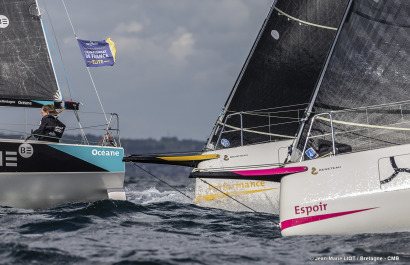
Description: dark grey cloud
xmin=39 ymin=0 xmax=272 ymax=140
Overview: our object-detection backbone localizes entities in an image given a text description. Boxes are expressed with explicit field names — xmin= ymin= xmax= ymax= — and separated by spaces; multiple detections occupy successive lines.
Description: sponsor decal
xmin=221 ymin=138 xmax=230 ymax=148
xmin=92 ymin=149 xmax=120 ymax=157
xmin=281 ymin=207 xmax=378 ymax=230
xmin=19 ymin=143 xmax=34 ymax=158
xmin=271 ymin=30 xmax=280 ymax=40
xmin=49 ymin=145 xmax=124 ymax=172
xmin=0 ymin=15 xmax=9 ymax=28
xmin=380 ymin=156 xmax=410 ymax=185
xmin=311 ymin=166 xmax=341 ymax=175
xmin=196 ymin=188 xmax=277 ymax=203
xmin=230 ymin=154 xmax=248 ymax=159
xmin=18 ymin=101 xmax=32 ymax=106
xmin=319 ymin=166 xmax=341 ymax=172
xmin=0 ymin=99 xmax=46 ymax=108
xmin=208 ymin=181 xmax=266 ymax=191
xmin=306 ymin=147 xmax=318 ymax=159
xmin=295 ymin=202 xmax=327 ymax=216
xmin=85 ymin=41 xmax=99 ymax=46
xmin=223 ymin=154 xmax=249 ymax=161
xmin=0 ymin=151 xmax=18 ymax=167
xmin=0 ymin=99 xmax=16 ymax=105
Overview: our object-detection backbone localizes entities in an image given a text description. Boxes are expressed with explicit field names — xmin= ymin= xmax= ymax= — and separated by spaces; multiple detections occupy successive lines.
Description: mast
xmin=290 ymin=0 xmax=353 ymax=161
xmin=291 ymin=0 xmax=410 ymax=161
xmin=205 ymin=1 xmax=277 ymax=149
xmin=205 ymin=0 xmax=350 ymax=150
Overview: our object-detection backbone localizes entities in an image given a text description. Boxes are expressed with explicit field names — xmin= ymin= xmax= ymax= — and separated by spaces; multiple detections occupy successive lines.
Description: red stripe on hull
xmin=281 ymin=207 xmax=378 ymax=230
xmin=232 ymin=166 xmax=307 ymax=176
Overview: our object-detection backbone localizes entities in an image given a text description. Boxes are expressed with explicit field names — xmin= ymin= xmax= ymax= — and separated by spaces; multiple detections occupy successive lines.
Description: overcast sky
xmin=38 ymin=0 xmax=273 ymax=141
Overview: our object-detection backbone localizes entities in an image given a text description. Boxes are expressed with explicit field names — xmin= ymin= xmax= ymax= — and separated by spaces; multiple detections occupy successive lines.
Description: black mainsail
xmin=0 ymin=0 xmax=76 ymax=109
xmin=205 ymin=0 xmax=350 ymax=150
xmin=292 ymin=0 xmax=410 ymax=160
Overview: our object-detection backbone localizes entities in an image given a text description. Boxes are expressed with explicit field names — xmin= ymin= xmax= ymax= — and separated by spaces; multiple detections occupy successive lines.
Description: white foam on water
xmin=125 ymin=187 xmax=193 ymax=205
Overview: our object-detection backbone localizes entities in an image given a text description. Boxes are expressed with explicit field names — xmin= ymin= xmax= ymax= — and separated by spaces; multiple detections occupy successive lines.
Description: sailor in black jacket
xmin=33 ymin=104 xmax=65 ymax=142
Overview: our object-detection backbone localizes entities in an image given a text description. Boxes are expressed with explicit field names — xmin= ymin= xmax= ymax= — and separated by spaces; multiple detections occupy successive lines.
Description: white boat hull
xmin=194 ymin=140 xmax=292 ymax=214
xmin=280 ymin=144 xmax=410 ymax=236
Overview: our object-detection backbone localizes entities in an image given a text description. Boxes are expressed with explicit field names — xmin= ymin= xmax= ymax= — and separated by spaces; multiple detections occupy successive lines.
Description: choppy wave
xmin=1 ymin=179 xmax=410 ymax=264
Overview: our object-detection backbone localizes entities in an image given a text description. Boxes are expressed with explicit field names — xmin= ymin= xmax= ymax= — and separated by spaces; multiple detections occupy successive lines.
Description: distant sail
xmin=77 ymin=38 xmax=116 ymax=67
xmin=206 ymin=0 xmax=349 ymax=149
xmin=0 ymin=0 xmax=62 ymax=105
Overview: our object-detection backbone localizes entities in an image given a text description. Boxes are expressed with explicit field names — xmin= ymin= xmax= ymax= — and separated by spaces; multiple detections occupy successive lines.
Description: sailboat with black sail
xmin=279 ymin=0 xmax=410 ymax=236
xmin=0 ymin=0 xmax=125 ymax=208
xmin=125 ymin=0 xmax=349 ymax=214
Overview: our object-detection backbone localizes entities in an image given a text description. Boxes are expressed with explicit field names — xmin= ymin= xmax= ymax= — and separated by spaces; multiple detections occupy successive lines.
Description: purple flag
xmin=77 ymin=38 xmax=116 ymax=67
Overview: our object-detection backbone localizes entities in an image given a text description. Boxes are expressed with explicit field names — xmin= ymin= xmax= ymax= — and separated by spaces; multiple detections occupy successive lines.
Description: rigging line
xmin=313 ymin=119 xmax=408 ymax=147
xmin=245 ymin=109 xmax=306 ymax=115
xmin=320 ymin=100 xmax=410 ymax=114
xmin=60 ymin=0 xmax=108 ymax=124
xmin=87 ymin=67 xmax=109 ymax=123
xmin=252 ymin=102 xmax=309 ymax=112
xmin=53 ymin=0 xmax=89 ymax=143
xmin=207 ymin=0 xmax=278 ymax=150
xmin=0 ymin=126 xmax=92 ymax=144
xmin=64 ymin=124 xmax=107 ymax=131
xmin=41 ymin=20 xmax=75 ymax=102
xmin=76 ymin=110 xmax=112 ymax=115
xmin=40 ymin=0 xmax=77 ymax=102
xmin=274 ymin=7 xmax=337 ymax=30
xmin=198 ymin=178 xmax=280 ymax=227
xmin=40 ymin=20 xmax=64 ymax=101
xmin=225 ymin=103 xmax=308 ymax=114
xmin=306 ymin=127 xmax=402 ymax=147
xmin=217 ymin=122 xmax=294 ymax=139
xmin=130 ymin=162 xmax=192 ymax=200
xmin=240 ymin=112 xmax=301 ymax=120
xmin=316 ymin=116 xmax=410 ymax=131
xmin=61 ymin=0 xmax=77 ymax=38
xmin=222 ymin=121 xmax=298 ymax=132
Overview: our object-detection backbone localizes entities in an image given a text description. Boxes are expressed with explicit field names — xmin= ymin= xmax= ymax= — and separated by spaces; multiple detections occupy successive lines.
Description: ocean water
xmin=1 ymin=172 xmax=410 ymax=265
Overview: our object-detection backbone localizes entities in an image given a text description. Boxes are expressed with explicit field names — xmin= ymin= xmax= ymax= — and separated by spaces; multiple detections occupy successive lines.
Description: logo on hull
xmin=196 ymin=188 xmax=277 ymax=203
xmin=19 ymin=143 xmax=34 ymax=158
xmin=221 ymin=138 xmax=230 ymax=148
xmin=91 ymin=149 xmax=120 ymax=157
